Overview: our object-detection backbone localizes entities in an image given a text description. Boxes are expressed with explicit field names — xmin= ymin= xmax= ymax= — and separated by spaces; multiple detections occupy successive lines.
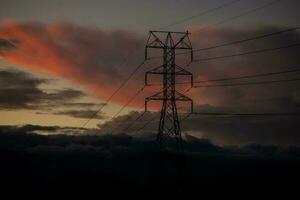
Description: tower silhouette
xmin=145 ymin=31 xmax=193 ymax=152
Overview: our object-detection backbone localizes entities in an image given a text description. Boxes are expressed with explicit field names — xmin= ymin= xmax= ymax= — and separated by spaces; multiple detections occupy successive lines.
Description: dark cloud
xmin=61 ymin=102 xmax=107 ymax=108
xmin=0 ymin=68 xmax=85 ymax=110
xmin=54 ymin=109 xmax=107 ymax=119
xmin=0 ymin=124 xmax=68 ymax=133
xmin=0 ymin=68 xmax=108 ymax=120
xmin=0 ymin=124 xmax=299 ymax=156
xmin=0 ymin=38 xmax=15 ymax=55
xmin=0 ymin=38 xmax=13 ymax=45
xmin=99 ymin=106 xmax=300 ymax=146
xmin=43 ymin=89 xmax=85 ymax=102
xmin=50 ymin=102 xmax=108 ymax=119
xmin=0 ymin=124 xmax=91 ymax=137
xmin=0 ymin=68 xmax=48 ymax=109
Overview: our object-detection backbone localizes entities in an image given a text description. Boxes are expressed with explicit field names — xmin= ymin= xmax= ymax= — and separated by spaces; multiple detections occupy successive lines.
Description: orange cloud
xmin=0 ymin=19 xmax=147 ymax=107
xmin=3 ymin=20 xmax=294 ymax=112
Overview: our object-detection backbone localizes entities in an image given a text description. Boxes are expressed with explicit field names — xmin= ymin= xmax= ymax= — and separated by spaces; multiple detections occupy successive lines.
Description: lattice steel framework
xmin=145 ymin=31 xmax=193 ymax=152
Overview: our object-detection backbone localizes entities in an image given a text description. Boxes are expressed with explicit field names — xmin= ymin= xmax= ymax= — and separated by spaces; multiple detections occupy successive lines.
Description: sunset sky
xmin=0 ymin=0 xmax=300 ymax=146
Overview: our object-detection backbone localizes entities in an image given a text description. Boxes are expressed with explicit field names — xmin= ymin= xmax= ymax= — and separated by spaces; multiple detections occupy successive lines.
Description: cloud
xmin=0 ymin=19 xmax=146 ymax=107
xmin=0 ymin=38 xmax=15 ymax=55
xmin=99 ymin=106 xmax=300 ymax=146
xmin=54 ymin=109 xmax=107 ymax=119
xmin=0 ymin=20 xmax=299 ymax=112
xmin=43 ymin=89 xmax=85 ymax=102
xmin=61 ymin=102 xmax=107 ymax=108
xmin=0 ymin=68 xmax=111 ymax=121
xmin=0 ymin=124 xmax=299 ymax=154
xmin=0 ymin=68 xmax=48 ymax=109
xmin=0 ymin=124 xmax=92 ymax=137
xmin=0 ymin=124 xmax=59 ymax=134
xmin=1 ymin=20 xmax=300 ymax=145
xmin=180 ymin=112 xmax=300 ymax=146
xmin=0 ymin=68 xmax=108 ymax=120
xmin=49 ymin=102 xmax=108 ymax=119
xmin=0 ymin=68 xmax=86 ymax=110
xmin=186 ymin=26 xmax=300 ymax=110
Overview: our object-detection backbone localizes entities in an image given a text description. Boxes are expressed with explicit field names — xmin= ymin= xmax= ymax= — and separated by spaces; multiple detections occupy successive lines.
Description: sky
xmin=0 ymin=0 xmax=299 ymax=31
xmin=0 ymin=0 xmax=300 ymax=146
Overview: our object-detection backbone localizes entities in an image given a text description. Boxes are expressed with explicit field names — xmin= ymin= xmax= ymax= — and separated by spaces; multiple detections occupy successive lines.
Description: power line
xmin=193 ymin=77 xmax=300 ymax=88
xmin=191 ymin=112 xmax=300 ymax=116
xmin=112 ymin=110 xmax=300 ymax=134
xmin=134 ymin=113 xmax=159 ymax=134
xmin=193 ymin=43 xmax=300 ymax=62
xmin=148 ymin=0 xmax=286 ymax=60
xmin=80 ymin=0 xmax=286 ymax=129
xmin=122 ymin=112 xmax=147 ymax=132
xmin=157 ymin=0 xmax=243 ymax=30
xmin=81 ymin=60 xmax=147 ymax=128
xmin=176 ymin=26 xmax=300 ymax=56
xmin=181 ymin=112 xmax=192 ymax=122
xmin=80 ymin=0 xmax=242 ymax=128
xmin=193 ymin=68 xmax=300 ymax=83
xmin=111 ymin=86 xmax=145 ymax=120
xmin=81 ymin=41 xmax=300 ymax=128
xmin=112 ymin=103 xmax=146 ymax=131
xmin=205 ymin=0 xmax=282 ymax=30
xmin=100 ymin=86 xmax=146 ymax=132
xmin=148 ymin=67 xmax=300 ymax=86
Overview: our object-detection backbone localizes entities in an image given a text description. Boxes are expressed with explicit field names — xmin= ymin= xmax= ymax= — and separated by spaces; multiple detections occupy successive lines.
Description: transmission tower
xmin=145 ymin=31 xmax=194 ymax=152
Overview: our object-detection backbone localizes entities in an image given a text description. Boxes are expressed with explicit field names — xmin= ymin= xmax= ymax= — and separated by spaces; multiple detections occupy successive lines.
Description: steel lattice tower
xmin=145 ymin=31 xmax=193 ymax=152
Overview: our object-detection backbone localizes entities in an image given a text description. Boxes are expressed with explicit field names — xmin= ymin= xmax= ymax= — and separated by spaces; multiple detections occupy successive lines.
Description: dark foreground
xmin=0 ymin=129 xmax=299 ymax=196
